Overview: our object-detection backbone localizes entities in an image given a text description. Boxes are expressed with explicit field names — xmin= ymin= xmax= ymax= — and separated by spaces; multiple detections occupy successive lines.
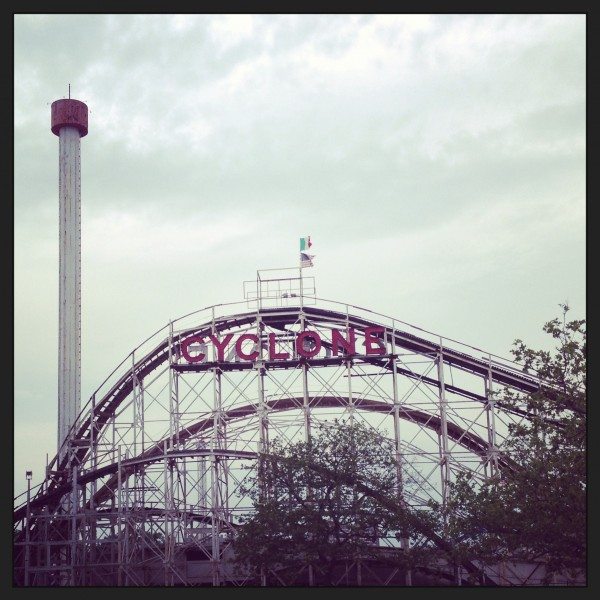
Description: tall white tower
xmin=51 ymin=98 xmax=88 ymax=461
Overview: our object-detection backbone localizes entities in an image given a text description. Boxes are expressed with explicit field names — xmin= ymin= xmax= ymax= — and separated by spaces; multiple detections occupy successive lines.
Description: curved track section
xmin=14 ymin=303 xmax=561 ymax=586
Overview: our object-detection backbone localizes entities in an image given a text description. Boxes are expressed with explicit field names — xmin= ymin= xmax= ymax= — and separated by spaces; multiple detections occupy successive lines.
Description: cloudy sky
xmin=14 ymin=14 xmax=585 ymax=494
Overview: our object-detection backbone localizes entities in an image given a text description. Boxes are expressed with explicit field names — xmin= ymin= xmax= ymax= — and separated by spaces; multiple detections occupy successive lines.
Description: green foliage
xmin=233 ymin=419 xmax=489 ymax=584
xmin=233 ymin=421 xmax=412 ymax=584
xmin=234 ymin=306 xmax=586 ymax=584
xmin=444 ymin=304 xmax=586 ymax=582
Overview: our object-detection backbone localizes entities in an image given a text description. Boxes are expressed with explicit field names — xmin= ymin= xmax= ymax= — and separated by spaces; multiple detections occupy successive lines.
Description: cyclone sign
xmin=180 ymin=327 xmax=386 ymax=363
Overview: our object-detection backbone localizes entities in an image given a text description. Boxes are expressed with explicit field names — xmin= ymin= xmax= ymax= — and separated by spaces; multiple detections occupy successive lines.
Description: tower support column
xmin=51 ymin=98 xmax=88 ymax=460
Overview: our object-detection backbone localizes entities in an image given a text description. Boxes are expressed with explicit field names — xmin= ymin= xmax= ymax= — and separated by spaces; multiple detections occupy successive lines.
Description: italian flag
xmin=300 ymin=236 xmax=315 ymax=268
xmin=300 ymin=236 xmax=313 ymax=252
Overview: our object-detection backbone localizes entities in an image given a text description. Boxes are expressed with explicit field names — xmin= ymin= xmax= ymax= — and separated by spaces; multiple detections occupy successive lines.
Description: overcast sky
xmin=14 ymin=14 xmax=585 ymax=494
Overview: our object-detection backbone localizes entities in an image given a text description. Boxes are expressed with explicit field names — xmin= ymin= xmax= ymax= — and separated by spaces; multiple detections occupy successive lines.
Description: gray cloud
xmin=14 ymin=14 xmax=585 ymax=493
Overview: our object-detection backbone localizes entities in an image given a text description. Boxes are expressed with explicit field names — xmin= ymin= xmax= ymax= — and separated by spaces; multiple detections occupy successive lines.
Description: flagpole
xmin=299 ymin=253 xmax=304 ymax=311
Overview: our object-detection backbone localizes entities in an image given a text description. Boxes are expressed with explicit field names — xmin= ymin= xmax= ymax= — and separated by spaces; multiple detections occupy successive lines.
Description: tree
xmin=234 ymin=306 xmax=586 ymax=585
xmin=443 ymin=304 xmax=586 ymax=583
xmin=233 ymin=421 xmax=423 ymax=585
xmin=233 ymin=420 xmax=498 ymax=585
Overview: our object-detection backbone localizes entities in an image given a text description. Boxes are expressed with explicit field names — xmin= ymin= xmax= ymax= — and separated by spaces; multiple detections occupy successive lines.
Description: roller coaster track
xmin=15 ymin=305 xmax=557 ymax=522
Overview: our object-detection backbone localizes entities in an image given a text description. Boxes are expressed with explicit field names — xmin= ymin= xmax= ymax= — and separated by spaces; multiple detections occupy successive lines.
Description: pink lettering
xmin=364 ymin=327 xmax=386 ymax=356
xmin=181 ymin=336 xmax=206 ymax=363
xmin=296 ymin=331 xmax=322 ymax=358
xmin=235 ymin=334 xmax=259 ymax=360
xmin=269 ymin=333 xmax=290 ymax=360
xmin=209 ymin=333 xmax=234 ymax=362
xmin=331 ymin=328 xmax=356 ymax=356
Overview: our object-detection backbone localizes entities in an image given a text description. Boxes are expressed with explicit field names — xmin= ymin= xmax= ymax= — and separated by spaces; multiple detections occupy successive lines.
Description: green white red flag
xmin=300 ymin=236 xmax=315 ymax=267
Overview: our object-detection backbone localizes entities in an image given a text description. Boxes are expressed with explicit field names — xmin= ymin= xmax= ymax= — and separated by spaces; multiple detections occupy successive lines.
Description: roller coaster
xmin=13 ymin=273 xmax=575 ymax=586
